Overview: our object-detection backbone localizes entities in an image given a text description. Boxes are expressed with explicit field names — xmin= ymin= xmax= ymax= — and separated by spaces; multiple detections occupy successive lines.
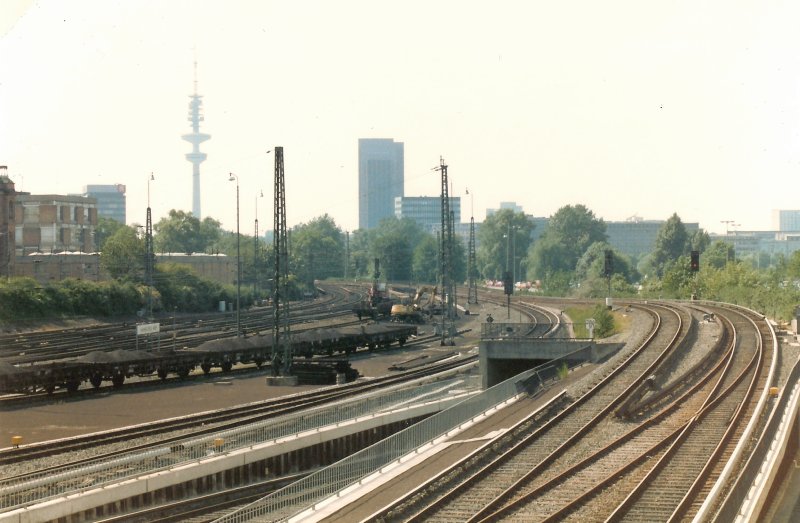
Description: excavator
xmin=390 ymin=285 xmax=437 ymax=323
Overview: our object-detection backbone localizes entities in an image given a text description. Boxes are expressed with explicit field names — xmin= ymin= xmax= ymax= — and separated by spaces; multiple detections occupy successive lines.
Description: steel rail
xmin=603 ymin=304 xmax=768 ymax=522
xmin=470 ymin=309 xmax=736 ymax=522
xmin=383 ymin=302 xmax=686 ymax=522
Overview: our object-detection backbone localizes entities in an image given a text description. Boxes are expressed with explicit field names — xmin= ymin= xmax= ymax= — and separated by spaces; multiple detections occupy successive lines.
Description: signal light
xmin=604 ymin=250 xmax=613 ymax=277
xmin=690 ymin=250 xmax=700 ymax=272
xmin=503 ymin=271 xmax=513 ymax=295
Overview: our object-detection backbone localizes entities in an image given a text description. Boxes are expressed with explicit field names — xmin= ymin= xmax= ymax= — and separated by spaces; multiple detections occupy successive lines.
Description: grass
xmin=564 ymin=304 xmax=629 ymax=339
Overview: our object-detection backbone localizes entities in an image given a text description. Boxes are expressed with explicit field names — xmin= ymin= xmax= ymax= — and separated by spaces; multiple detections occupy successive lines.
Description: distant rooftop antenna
xmin=182 ymin=58 xmax=211 ymax=218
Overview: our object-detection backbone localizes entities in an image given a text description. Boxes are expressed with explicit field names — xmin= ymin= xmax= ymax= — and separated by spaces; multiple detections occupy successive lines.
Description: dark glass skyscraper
xmin=84 ymin=184 xmax=126 ymax=225
xmin=358 ymin=138 xmax=404 ymax=230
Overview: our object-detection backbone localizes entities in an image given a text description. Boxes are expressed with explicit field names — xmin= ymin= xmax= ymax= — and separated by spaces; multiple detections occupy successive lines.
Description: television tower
xmin=181 ymin=61 xmax=211 ymax=218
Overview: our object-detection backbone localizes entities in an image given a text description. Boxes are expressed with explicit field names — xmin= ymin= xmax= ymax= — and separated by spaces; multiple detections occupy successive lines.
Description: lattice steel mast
xmin=272 ymin=147 xmax=292 ymax=376
xmin=436 ymin=157 xmax=455 ymax=345
xmin=468 ymin=215 xmax=478 ymax=304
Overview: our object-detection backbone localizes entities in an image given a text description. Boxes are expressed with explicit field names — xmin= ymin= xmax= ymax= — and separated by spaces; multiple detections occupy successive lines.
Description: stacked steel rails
xmin=364 ymin=301 xmax=778 ymax=523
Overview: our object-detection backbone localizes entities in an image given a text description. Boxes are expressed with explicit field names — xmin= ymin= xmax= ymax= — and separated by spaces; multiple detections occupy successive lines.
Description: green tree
xmin=703 ymin=240 xmax=735 ymax=269
xmin=291 ymin=215 xmax=345 ymax=287
xmin=476 ymin=209 xmax=535 ymax=280
xmin=574 ymin=242 xmax=636 ymax=283
xmin=592 ymin=304 xmax=616 ymax=338
xmin=450 ymin=234 xmax=467 ymax=285
xmin=370 ymin=217 xmax=426 ymax=282
xmin=659 ymin=255 xmax=697 ymax=297
xmin=527 ymin=204 xmax=606 ymax=280
xmin=100 ymin=226 xmax=145 ymax=280
xmin=786 ymin=250 xmax=800 ymax=280
xmin=153 ymin=262 xmax=227 ymax=312
xmin=539 ymin=270 xmax=572 ymax=296
xmin=689 ymin=229 xmax=711 ymax=252
xmin=348 ymin=229 xmax=373 ymax=280
xmin=94 ymin=217 xmax=126 ymax=252
xmin=412 ymin=235 xmax=439 ymax=283
xmin=154 ymin=210 xmax=222 ymax=254
xmin=650 ymin=213 xmax=690 ymax=277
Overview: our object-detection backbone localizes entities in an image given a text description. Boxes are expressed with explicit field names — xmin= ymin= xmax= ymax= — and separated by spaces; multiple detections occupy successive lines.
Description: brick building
xmin=15 ymin=194 xmax=98 ymax=254
xmin=0 ymin=166 xmax=15 ymax=279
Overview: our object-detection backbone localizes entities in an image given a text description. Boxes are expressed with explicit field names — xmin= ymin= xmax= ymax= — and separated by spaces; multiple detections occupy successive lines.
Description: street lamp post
xmin=505 ymin=223 xmax=513 ymax=277
xmin=512 ymin=225 xmax=517 ymax=285
xmin=145 ymin=173 xmax=155 ymax=321
xmin=228 ymin=173 xmax=241 ymax=337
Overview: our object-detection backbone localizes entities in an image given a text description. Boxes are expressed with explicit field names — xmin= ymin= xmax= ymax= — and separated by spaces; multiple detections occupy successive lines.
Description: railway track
xmin=366 ymin=300 xmax=777 ymax=523
xmin=0 ymin=352 xmax=479 ymax=513
xmin=0 ymin=284 xmax=360 ymax=365
xmin=372 ymin=301 xmax=688 ymax=521
xmin=0 ymin=329 xmax=451 ymax=468
xmin=470 ymin=305 xmax=740 ymax=521
xmin=0 ymin=284 xmax=422 ymax=398
xmin=603 ymin=303 xmax=774 ymax=522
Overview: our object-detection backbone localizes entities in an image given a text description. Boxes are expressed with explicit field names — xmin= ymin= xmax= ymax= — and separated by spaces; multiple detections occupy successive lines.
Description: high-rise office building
xmin=773 ymin=210 xmax=800 ymax=232
xmin=84 ymin=184 xmax=126 ymax=224
xmin=395 ymin=196 xmax=461 ymax=233
xmin=358 ymin=138 xmax=404 ymax=229
xmin=486 ymin=202 xmax=524 ymax=217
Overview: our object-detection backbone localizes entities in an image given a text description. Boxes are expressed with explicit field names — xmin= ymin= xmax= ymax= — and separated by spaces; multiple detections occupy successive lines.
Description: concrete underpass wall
xmin=485 ymin=358 xmax=549 ymax=389
xmin=480 ymin=339 xmax=623 ymax=388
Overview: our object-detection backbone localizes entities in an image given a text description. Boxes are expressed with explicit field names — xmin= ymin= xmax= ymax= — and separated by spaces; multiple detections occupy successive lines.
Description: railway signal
xmin=604 ymin=250 xmax=613 ymax=277
xmin=503 ymin=271 xmax=513 ymax=295
xmin=690 ymin=250 xmax=700 ymax=272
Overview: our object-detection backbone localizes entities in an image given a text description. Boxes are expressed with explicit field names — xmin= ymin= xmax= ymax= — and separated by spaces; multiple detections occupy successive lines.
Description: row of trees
xmin=4 ymin=202 xmax=800 ymax=323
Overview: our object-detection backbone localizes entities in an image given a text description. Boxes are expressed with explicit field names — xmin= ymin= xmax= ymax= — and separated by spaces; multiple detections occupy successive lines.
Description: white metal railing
xmin=0 ymin=373 xmax=477 ymax=512
xmin=212 ymin=362 xmax=555 ymax=523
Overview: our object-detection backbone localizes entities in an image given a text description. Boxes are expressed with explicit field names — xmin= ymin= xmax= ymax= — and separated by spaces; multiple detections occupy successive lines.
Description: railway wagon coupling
xmin=0 ymin=323 xmax=417 ymax=394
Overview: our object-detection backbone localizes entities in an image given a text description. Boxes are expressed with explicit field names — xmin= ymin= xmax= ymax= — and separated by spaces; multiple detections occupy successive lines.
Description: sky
xmin=1 ymin=0 xmax=799 ymax=235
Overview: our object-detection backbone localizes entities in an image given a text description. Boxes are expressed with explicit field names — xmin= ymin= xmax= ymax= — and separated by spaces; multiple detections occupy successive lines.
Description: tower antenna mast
xmin=181 ymin=60 xmax=211 ymax=218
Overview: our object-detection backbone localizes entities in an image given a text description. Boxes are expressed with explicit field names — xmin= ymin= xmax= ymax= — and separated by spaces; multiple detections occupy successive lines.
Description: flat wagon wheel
xmin=111 ymin=374 xmax=125 ymax=388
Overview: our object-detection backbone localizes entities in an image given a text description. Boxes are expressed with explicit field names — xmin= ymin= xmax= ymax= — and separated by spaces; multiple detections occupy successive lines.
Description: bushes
xmin=592 ymin=304 xmax=616 ymax=338
xmin=565 ymin=304 xmax=617 ymax=339
xmin=153 ymin=263 xmax=227 ymax=312
xmin=0 ymin=278 xmax=143 ymax=321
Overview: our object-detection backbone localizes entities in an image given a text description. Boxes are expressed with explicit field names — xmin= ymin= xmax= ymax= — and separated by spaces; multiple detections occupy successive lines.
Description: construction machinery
xmin=390 ymin=285 xmax=438 ymax=323
xmin=353 ymin=258 xmax=395 ymax=320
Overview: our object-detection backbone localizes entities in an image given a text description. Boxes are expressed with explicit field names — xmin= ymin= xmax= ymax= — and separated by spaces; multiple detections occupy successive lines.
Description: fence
xmin=0 ymin=374 xmax=478 ymax=511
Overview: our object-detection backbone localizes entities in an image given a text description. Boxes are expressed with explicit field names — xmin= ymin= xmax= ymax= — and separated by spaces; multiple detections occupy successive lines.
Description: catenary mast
xmin=436 ymin=157 xmax=455 ymax=345
xmin=181 ymin=61 xmax=211 ymax=218
xmin=272 ymin=147 xmax=292 ymax=376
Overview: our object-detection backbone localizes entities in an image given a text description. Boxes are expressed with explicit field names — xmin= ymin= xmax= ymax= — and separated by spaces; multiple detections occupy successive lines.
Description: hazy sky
xmin=1 ymin=1 xmax=798 ymax=235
